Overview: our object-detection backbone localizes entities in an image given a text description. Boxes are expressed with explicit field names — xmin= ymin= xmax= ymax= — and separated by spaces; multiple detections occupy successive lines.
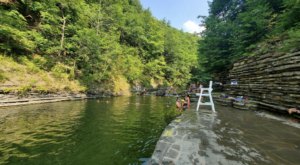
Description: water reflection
xmin=0 ymin=101 xmax=85 ymax=164
xmin=0 ymin=96 xmax=178 ymax=165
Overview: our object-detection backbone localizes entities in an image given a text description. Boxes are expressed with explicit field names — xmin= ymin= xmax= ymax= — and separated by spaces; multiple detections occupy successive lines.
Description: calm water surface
xmin=0 ymin=96 xmax=177 ymax=165
xmin=1 ymin=96 xmax=300 ymax=165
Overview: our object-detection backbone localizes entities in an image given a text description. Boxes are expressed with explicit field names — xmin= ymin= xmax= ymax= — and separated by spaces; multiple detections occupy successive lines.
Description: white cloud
xmin=182 ymin=20 xmax=205 ymax=34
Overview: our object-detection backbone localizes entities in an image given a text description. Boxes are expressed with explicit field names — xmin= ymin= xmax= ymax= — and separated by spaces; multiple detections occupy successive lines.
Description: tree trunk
xmin=96 ymin=0 xmax=101 ymax=35
xmin=59 ymin=12 xmax=66 ymax=56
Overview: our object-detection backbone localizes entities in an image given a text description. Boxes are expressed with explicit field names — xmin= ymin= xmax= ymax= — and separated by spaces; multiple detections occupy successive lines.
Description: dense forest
xmin=199 ymin=0 xmax=300 ymax=80
xmin=1 ymin=0 xmax=299 ymax=95
xmin=0 ymin=0 xmax=199 ymax=95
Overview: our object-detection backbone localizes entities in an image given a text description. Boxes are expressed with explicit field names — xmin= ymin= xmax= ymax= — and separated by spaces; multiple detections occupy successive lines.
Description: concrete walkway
xmin=148 ymin=108 xmax=269 ymax=165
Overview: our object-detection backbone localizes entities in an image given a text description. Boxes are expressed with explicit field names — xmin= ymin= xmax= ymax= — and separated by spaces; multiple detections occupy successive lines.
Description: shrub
xmin=19 ymin=56 xmax=41 ymax=73
xmin=0 ymin=72 xmax=7 ymax=82
xmin=51 ymin=63 xmax=71 ymax=79
xmin=32 ymin=54 xmax=48 ymax=70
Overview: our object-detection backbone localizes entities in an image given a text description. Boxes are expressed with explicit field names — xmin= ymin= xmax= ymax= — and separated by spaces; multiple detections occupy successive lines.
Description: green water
xmin=0 ymin=96 xmax=178 ymax=165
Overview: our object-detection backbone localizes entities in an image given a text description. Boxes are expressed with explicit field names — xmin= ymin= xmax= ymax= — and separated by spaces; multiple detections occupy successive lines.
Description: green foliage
xmin=0 ymin=54 xmax=85 ymax=94
xmin=198 ymin=0 xmax=300 ymax=80
xmin=123 ymin=48 xmax=144 ymax=82
xmin=282 ymin=26 xmax=300 ymax=51
xmin=18 ymin=56 xmax=41 ymax=73
xmin=0 ymin=72 xmax=7 ymax=82
xmin=277 ymin=0 xmax=300 ymax=31
xmin=0 ymin=6 xmax=44 ymax=54
xmin=0 ymin=0 xmax=200 ymax=93
xmin=18 ymin=85 xmax=32 ymax=96
xmin=51 ymin=63 xmax=73 ymax=79
xmin=234 ymin=0 xmax=273 ymax=54
xmin=32 ymin=54 xmax=48 ymax=70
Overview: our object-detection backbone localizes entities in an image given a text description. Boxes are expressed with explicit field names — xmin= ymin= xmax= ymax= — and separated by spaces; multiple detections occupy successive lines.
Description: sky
xmin=140 ymin=0 xmax=209 ymax=34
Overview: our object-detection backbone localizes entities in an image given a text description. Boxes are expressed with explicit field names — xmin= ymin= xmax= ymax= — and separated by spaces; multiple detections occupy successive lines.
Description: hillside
xmin=0 ymin=0 xmax=199 ymax=95
xmin=0 ymin=55 xmax=85 ymax=94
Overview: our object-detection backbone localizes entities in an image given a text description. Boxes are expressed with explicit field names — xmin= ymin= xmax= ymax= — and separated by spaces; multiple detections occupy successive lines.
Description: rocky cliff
xmin=225 ymin=51 xmax=300 ymax=113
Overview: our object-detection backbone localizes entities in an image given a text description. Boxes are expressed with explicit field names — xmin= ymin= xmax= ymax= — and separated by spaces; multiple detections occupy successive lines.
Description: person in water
xmin=182 ymin=95 xmax=190 ymax=110
xmin=186 ymin=95 xmax=191 ymax=107
xmin=176 ymin=97 xmax=182 ymax=109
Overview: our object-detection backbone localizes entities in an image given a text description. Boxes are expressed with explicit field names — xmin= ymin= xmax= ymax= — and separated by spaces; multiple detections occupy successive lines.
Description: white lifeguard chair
xmin=196 ymin=81 xmax=215 ymax=112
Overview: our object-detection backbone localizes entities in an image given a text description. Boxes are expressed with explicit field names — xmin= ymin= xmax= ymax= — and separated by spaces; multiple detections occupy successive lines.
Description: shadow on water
xmin=0 ymin=96 xmax=180 ymax=165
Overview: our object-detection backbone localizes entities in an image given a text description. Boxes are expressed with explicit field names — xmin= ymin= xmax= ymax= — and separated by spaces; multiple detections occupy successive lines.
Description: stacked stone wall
xmin=225 ymin=51 xmax=300 ymax=113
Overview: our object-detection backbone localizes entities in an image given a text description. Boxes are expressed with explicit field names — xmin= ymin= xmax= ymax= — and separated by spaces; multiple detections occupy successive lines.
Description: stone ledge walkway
xmin=0 ymin=94 xmax=95 ymax=107
xmin=148 ymin=108 xmax=269 ymax=165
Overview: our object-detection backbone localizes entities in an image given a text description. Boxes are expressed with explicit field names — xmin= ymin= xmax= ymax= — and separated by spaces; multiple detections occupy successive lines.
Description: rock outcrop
xmin=225 ymin=51 xmax=300 ymax=113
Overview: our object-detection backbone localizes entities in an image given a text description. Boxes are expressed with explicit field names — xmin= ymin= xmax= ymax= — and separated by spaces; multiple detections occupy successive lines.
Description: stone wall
xmin=225 ymin=51 xmax=300 ymax=113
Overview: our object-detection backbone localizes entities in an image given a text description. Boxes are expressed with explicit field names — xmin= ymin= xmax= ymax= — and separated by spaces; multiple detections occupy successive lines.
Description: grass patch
xmin=0 ymin=54 xmax=86 ymax=94
xmin=0 ymin=72 xmax=7 ymax=82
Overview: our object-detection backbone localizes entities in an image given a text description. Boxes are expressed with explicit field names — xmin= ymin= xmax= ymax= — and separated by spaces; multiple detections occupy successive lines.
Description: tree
xmin=0 ymin=0 xmax=201 ymax=93
xmin=197 ymin=0 xmax=299 ymax=80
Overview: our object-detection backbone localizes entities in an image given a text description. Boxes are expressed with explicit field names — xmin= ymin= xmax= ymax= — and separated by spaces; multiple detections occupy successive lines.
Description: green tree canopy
xmin=0 ymin=0 xmax=200 ymax=94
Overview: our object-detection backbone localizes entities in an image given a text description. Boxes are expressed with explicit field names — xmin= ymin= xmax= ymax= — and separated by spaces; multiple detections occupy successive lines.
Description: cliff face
xmin=225 ymin=51 xmax=300 ymax=113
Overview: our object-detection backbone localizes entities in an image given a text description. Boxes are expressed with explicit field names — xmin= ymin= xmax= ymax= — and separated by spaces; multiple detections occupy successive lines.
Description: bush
xmin=32 ymin=54 xmax=48 ymax=70
xmin=51 ymin=63 xmax=72 ymax=79
xmin=0 ymin=72 xmax=7 ymax=82
xmin=282 ymin=27 xmax=300 ymax=52
xmin=19 ymin=56 xmax=41 ymax=73
xmin=18 ymin=85 xmax=32 ymax=96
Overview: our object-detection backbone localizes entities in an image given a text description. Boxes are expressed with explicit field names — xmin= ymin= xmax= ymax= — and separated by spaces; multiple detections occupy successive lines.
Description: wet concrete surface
xmin=149 ymin=104 xmax=300 ymax=165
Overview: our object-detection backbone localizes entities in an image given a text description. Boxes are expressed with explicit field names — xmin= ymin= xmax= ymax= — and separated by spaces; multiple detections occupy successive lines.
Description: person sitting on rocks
xmin=288 ymin=108 xmax=300 ymax=115
xmin=234 ymin=96 xmax=243 ymax=102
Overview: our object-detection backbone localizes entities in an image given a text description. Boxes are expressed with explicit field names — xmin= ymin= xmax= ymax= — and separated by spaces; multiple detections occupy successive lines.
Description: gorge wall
xmin=225 ymin=51 xmax=300 ymax=113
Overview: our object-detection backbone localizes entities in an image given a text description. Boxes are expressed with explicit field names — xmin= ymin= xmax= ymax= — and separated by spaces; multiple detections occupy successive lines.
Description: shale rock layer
xmin=225 ymin=51 xmax=300 ymax=113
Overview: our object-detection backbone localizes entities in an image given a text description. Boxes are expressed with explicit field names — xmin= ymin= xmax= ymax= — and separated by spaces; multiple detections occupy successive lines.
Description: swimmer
xmin=176 ymin=97 xmax=181 ymax=109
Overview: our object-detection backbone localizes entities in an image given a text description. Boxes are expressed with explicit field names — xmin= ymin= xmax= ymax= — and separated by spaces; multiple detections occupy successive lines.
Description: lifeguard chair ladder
xmin=196 ymin=81 xmax=215 ymax=112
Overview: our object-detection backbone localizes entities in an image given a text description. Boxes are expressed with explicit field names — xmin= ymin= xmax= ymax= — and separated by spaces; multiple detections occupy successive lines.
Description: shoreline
xmin=0 ymin=93 xmax=103 ymax=107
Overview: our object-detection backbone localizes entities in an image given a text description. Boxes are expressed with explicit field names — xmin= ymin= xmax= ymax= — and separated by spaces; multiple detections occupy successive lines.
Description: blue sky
xmin=140 ymin=0 xmax=209 ymax=33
